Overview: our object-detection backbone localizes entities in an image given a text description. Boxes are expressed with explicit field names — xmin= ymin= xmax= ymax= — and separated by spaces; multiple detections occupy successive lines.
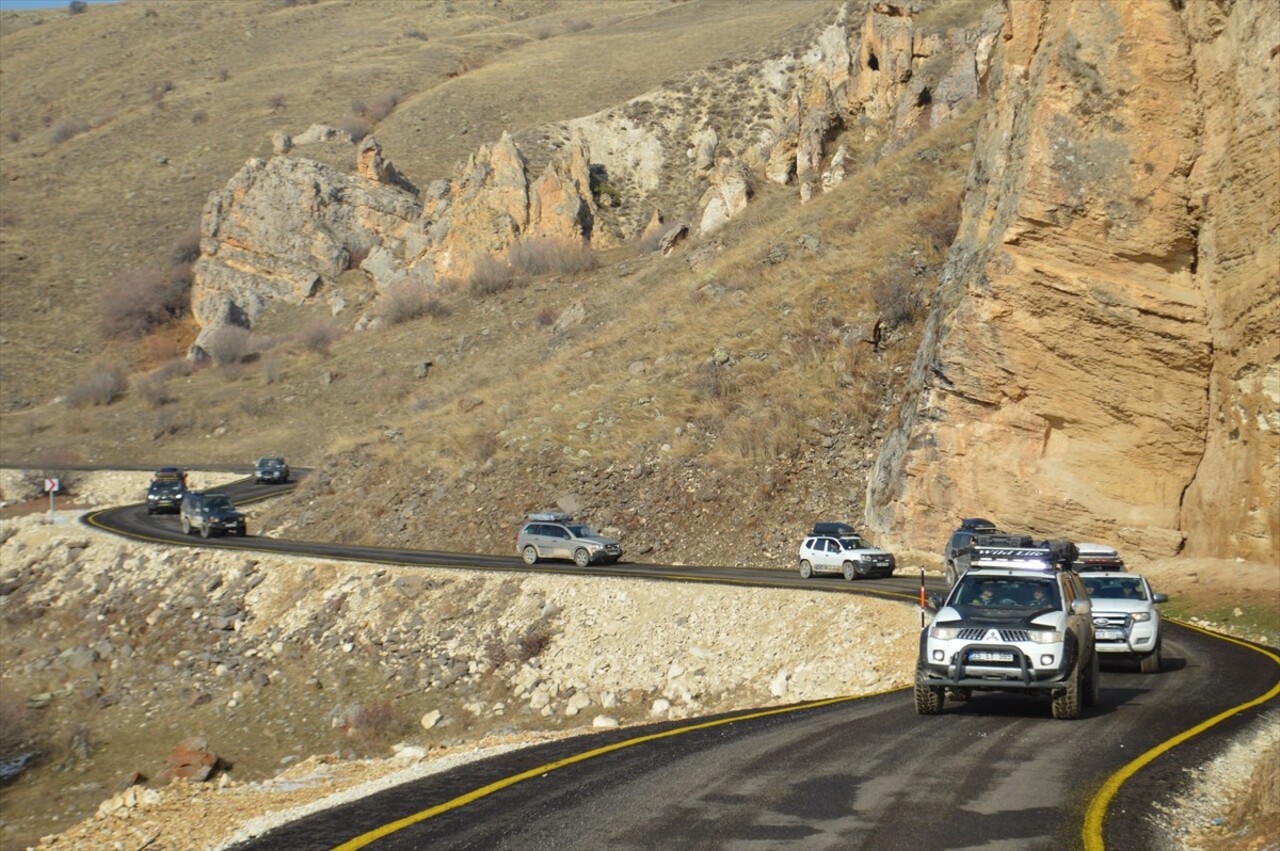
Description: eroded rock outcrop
xmin=867 ymin=0 xmax=1279 ymax=563
xmin=189 ymin=2 xmax=999 ymax=342
xmin=191 ymin=155 xmax=421 ymax=347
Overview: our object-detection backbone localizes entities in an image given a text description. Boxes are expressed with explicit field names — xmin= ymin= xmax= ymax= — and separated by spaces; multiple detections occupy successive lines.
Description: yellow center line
xmin=332 ymin=687 xmax=907 ymax=850
xmin=1081 ymin=620 xmax=1280 ymax=851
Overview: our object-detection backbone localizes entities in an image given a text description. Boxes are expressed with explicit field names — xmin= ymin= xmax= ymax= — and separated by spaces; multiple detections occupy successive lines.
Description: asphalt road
xmin=80 ymin=471 xmax=1280 ymax=851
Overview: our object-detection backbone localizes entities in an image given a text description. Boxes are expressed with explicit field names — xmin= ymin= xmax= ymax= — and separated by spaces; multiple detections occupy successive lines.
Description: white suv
xmin=1081 ymin=572 xmax=1166 ymax=673
xmin=797 ymin=525 xmax=896 ymax=580
xmin=916 ymin=541 xmax=1098 ymax=720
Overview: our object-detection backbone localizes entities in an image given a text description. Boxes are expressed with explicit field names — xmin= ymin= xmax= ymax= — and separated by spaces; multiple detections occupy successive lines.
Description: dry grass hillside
xmin=0 ymin=0 xmax=973 ymax=569
xmin=0 ymin=0 xmax=830 ymax=408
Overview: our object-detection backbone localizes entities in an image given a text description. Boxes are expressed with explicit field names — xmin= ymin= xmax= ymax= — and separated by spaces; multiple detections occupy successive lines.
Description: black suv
xmin=254 ymin=457 xmax=289 ymax=484
xmin=942 ymin=518 xmax=1000 ymax=587
xmin=180 ymin=492 xmax=247 ymax=538
xmin=146 ymin=478 xmax=186 ymax=515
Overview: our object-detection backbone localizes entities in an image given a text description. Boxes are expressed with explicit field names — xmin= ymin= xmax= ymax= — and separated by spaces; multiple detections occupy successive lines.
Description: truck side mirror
xmin=925 ymin=593 xmax=942 ymax=611
xmin=1152 ymin=592 xmax=1169 ymax=604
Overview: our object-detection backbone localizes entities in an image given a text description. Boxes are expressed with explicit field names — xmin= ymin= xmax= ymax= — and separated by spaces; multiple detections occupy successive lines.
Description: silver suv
xmin=517 ymin=512 xmax=622 ymax=567
xmin=916 ymin=540 xmax=1097 ymax=720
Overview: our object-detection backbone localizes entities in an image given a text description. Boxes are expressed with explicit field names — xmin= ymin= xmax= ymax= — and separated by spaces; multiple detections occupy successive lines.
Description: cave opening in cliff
xmin=867 ymin=52 xmax=879 ymax=71
xmin=917 ymin=87 xmax=932 ymax=107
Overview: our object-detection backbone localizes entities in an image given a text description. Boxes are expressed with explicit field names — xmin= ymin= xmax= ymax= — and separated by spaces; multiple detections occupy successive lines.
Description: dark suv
xmin=146 ymin=478 xmax=186 ymax=515
xmin=180 ymin=492 xmax=247 ymax=538
xmin=254 ymin=457 xmax=290 ymax=484
xmin=942 ymin=518 xmax=1000 ymax=587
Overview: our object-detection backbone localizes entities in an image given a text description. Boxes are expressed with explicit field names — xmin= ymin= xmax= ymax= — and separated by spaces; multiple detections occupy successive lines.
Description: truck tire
xmin=799 ymin=560 xmax=813 ymax=579
xmin=1139 ymin=643 xmax=1161 ymax=674
xmin=1083 ymin=651 xmax=1099 ymax=707
xmin=914 ymin=668 xmax=944 ymax=715
xmin=1051 ymin=660 xmax=1082 ymax=720
xmin=944 ymin=561 xmax=958 ymax=587
xmin=842 ymin=561 xmax=856 ymax=582
xmin=181 ymin=516 xmax=191 ymax=535
xmin=573 ymin=548 xmax=591 ymax=568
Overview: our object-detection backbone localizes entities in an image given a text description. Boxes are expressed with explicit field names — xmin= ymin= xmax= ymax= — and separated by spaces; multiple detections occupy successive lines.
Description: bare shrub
xmin=202 ymin=325 xmax=253 ymax=367
xmin=336 ymin=115 xmax=371 ymax=143
xmin=49 ymin=119 xmax=88 ymax=144
xmin=404 ymin=29 xmax=428 ymax=41
xmin=169 ymin=219 xmax=202 ymax=264
xmin=376 ymin=278 xmax=442 ymax=325
xmin=16 ymin=449 xmax=83 ymax=499
xmin=531 ymin=25 xmax=553 ymax=39
xmin=191 ymin=110 xmax=208 ymax=126
xmin=871 ymin=274 xmax=927 ymax=330
xmin=372 ymin=374 xmax=408 ymax=404
xmin=471 ymin=430 xmax=499 ymax=464
xmin=917 ymin=196 xmax=961 ymax=252
xmin=294 ymin=318 xmax=341 ymax=355
xmin=364 ymin=89 xmax=402 ymax=122
xmin=517 ymin=622 xmax=553 ymax=662
xmin=562 ymin=18 xmax=594 ymax=33
xmin=691 ymin=360 xmax=735 ymax=401
xmin=155 ymin=357 xmax=192 ymax=380
xmin=260 ymin=354 xmax=285 ymax=386
xmin=151 ymin=408 xmax=186 ymax=439
xmin=141 ymin=332 xmax=185 ymax=365
xmin=98 ymin=265 xmax=191 ymax=339
xmin=468 ymin=254 xmax=514 ymax=296
xmin=216 ymin=68 xmax=230 ymax=82
xmin=507 ymin=237 xmax=597 ymax=277
xmin=535 ymin=307 xmax=558 ymax=328
xmin=64 ymin=363 xmax=127 ymax=408
xmin=5 ymin=129 xmax=20 ymax=144
xmin=133 ymin=373 xmax=172 ymax=408
xmin=267 ymin=94 xmax=287 ymax=111
xmin=0 ymin=683 xmax=35 ymax=762
xmin=68 ymin=1 xmax=88 ymax=14
xmin=1229 ymin=737 xmax=1280 ymax=827
xmin=347 ymin=700 xmax=399 ymax=745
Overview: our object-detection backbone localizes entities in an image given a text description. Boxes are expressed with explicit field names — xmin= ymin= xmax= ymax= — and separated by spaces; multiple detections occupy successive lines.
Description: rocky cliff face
xmin=185 ymin=0 xmax=1274 ymax=563
xmin=867 ymin=0 xmax=1279 ymax=563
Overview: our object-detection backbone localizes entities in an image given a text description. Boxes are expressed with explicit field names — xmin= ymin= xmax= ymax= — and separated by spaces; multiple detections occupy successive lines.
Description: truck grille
xmin=957 ymin=628 xmax=1031 ymax=642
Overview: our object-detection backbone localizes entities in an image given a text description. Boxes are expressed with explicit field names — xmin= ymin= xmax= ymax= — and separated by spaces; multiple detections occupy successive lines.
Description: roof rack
xmin=811 ymin=521 xmax=857 ymax=537
xmin=969 ymin=538 xmax=1078 ymax=571
xmin=527 ymin=511 xmax=572 ymax=523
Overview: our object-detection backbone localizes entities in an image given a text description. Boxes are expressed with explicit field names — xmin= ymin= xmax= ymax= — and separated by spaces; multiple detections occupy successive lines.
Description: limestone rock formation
xmin=867 ymin=0 xmax=1279 ymax=564
xmin=191 ymin=156 xmax=421 ymax=348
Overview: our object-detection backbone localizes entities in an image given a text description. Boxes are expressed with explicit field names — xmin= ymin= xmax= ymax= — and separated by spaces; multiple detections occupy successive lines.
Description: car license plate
xmin=1097 ymin=628 xmax=1125 ymax=640
xmin=969 ymin=650 xmax=1013 ymax=663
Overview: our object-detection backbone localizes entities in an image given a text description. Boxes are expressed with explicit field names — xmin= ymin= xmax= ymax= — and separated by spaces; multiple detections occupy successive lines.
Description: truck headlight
xmin=930 ymin=626 xmax=960 ymax=640
xmin=1130 ymin=612 xmax=1151 ymax=622
xmin=1029 ymin=629 xmax=1063 ymax=644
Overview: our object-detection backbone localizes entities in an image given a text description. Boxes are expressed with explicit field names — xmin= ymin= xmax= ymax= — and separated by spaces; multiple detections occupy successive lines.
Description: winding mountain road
xmin=80 ymin=471 xmax=1279 ymax=851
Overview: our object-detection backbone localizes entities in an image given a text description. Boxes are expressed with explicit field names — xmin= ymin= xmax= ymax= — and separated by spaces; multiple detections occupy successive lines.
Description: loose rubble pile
xmin=0 ymin=472 xmax=917 ymax=849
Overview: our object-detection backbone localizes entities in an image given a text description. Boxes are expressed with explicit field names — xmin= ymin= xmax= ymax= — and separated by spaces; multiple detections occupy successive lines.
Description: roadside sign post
xmin=920 ymin=567 xmax=926 ymax=628
xmin=44 ymin=477 xmax=60 ymax=519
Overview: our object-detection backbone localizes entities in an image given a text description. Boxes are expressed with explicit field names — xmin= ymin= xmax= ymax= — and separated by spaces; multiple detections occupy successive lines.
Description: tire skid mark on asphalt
xmin=1082 ymin=621 xmax=1280 ymax=851
xmin=329 ymin=688 xmax=909 ymax=851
